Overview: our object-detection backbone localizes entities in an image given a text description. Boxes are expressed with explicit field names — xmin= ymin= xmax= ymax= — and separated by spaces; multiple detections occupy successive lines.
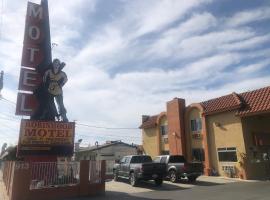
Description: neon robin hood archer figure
xmin=43 ymin=58 xmax=68 ymax=122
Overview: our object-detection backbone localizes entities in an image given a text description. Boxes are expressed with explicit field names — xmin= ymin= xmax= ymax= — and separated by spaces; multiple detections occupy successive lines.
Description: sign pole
xmin=16 ymin=0 xmax=75 ymax=161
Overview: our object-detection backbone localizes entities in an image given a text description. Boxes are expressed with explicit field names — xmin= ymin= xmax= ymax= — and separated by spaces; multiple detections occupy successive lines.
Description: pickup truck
xmin=153 ymin=155 xmax=203 ymax=183
xmin=113 ymin=155 xmax=166 ymax=186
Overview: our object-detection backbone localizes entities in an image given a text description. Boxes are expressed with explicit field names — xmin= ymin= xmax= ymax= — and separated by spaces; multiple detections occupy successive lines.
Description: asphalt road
xmin=72 ymin=176 xmax=270 ymax=200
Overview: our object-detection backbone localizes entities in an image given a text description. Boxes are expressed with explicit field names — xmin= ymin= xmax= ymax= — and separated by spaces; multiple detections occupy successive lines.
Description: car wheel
xmin=129 ymin=172 xmax=138 ymax=187
xmin=154 ymin=178 xmax=163 ymax=186
xmin=188 ymin=176 xmax=197 ymax=182
xmin=113 ymin=170 xmax=119 ymax=181
xmin=169 ymin=170 xmax=177 ymax=183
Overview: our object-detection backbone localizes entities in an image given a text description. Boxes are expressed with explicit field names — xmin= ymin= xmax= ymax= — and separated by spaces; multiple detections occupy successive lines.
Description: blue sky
xmin=0 ymin=0 xmax=270 ymax=147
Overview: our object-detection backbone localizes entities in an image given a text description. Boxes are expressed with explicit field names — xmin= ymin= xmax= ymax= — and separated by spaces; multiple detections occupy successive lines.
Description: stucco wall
xmin=97 ymin=144 xmax=137 ymax=161
xmin=206 ymin=111 xmax=246 ymax=177
xmin=167 ymin=98 xmax=186 ymax=155
xmin=190 ymin=108 xmax=203 ymax=149
xmin=142 ymin=128 xmax=159 ymax=158
xmin=241 ymin=115 xmax=270 ymax=179
xmin=185 ymin=107 xmax=203 ymax=161
xmin=76 ymin=144 xmax=137 ymax=161
xmin=159 ymin=116 xmax=169 ymax=152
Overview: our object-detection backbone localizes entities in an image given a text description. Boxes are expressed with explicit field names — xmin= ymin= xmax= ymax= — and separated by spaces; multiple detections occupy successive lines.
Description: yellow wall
xmin=159 ymin=116 xmax=169 ymax=152
xmin=206 ymin=111 xmax=246 ymax=177
xmin=185 ymin=108 xmax=203 ymax=161
xmin=190 ymin=108 xmax=203 ymax=149
xmin=163 ymin=142 xmax=169 ymax=152
xmin=142 ymin=115 xmax=169 ymax=158
xmin=241 ymin=114 xmax=270 ymax=179
xmin=142 ymin=127 xmax=159 ymax=158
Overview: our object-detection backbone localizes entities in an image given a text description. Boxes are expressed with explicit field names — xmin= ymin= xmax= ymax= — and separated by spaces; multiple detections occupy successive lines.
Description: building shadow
xmin=178 ymin=179 xmax=224 ymax=186
xmin=135 ymin=181 xmax=188 ymax=191
xmin=110 ymin=178 xmax=188 ymax=191
xmin=63 ymin=191 xmax=169 ymax=200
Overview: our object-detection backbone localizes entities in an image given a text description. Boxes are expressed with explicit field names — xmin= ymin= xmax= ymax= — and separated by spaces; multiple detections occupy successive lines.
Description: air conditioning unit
xmin=163 ymin=137 xmax=168 ymax=143
xmin=222 ymin=165 xmax=236 ymax=178
xmin=192 ymin=133 xmax=202 ymax=139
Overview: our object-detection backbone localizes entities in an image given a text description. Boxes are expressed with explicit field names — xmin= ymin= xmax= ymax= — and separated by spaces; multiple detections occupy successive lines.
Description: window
xmin=120 ymin=157 xmax=126 ymax=163
xmin=168 ymin=155 xmax=186 ymax=163
xmin=160 ymin=125 xmax=168 ymax=136
xmin=160 ymin=157 xmax=167 ymax=163
xmin=191 ymin=118 xmax=202 ymax=132
xmin=153 ymin=157 xmax=161 ymax=163
xmin=192 ymin=148 xmax=205 ymax=161
xmin=163 ymin=137 xmax=169 ymax=143
xmin=130 ymin=156 xmax=152 ymax=163
xmin=218 ymin=147 xmax=237 ymax=162
xmin=125 ymin=157 xmax=131 ymax=164
xmin=161 ymin=150 xmax=170 ymax=155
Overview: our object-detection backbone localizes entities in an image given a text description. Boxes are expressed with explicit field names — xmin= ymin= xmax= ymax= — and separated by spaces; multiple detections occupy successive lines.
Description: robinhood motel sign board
xmin=16 ymin=0 xmax=75 ymax=157
xmin=18 ymin=120 xmax=75 ymax=156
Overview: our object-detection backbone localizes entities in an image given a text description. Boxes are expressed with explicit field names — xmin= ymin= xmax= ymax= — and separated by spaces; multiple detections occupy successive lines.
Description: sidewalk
xmin=202 ymin=175 xmax=261 ymax=183
xmin=0 ymin=170 xmax=9 ymax=200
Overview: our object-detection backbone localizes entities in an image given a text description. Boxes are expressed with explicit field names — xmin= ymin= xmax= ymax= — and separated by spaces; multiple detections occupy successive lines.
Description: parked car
xmin=153 ymin=155 xmax=203 ymax=183
xmin=113 ymin=155 xmax=166 ymax=186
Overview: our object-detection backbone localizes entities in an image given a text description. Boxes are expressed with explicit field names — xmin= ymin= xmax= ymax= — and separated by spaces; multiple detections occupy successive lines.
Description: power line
xmin=0 ymin=111 xmax=21 ymax=123
xmin=0 ymin=112 xmax=20 ymax=120
xmin=0 ymin=123 xmax=19 ymax=133
xmin=0 ymin=97 xmax=140 ymax=133
xmin=0 ymin=96 xmax=16 ymax=106
xmin=0 ymin=0 xmax=4 ymax=39
xmin=0 ymin=116 xmax=20 ymax=123
xmin=76 ymin=122 xmax=139 ymax=130
xmin=75 ymin=134 xmax=140 ymax=145
xmin=75 ymin=125 xmax=141 ymax=139
xmin=75 ymin=132 xmax=141 ymax=140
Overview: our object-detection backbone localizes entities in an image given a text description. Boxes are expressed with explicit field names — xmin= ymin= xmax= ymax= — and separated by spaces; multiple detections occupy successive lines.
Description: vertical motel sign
xmin=16 ymin=0 xmax=51 ymax=116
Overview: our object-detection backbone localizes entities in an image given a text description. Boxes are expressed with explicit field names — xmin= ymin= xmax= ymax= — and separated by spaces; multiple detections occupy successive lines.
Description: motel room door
xmin=253 ymin=133 xmax=270 ymax=179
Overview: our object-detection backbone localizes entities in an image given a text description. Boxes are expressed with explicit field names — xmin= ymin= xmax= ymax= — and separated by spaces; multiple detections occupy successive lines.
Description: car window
xmin=160 ymin=157 xmax=167 ymax=163
xmin=153 ymin=157 xmax=160 ymax=163
xmin=120 ymin=157 xmax=126 ymax=163
xmin=125 ymin=157 xmax=131 ymax=163
xmin=130 ymin=156 xmax=152 ymax=163
xmin=168 ymin=156 xmax=186 ymax=163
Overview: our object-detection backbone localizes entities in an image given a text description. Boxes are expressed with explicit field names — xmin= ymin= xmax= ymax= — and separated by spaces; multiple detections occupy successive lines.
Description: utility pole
xmin=0 ymin=70 xmax=3 ymax=97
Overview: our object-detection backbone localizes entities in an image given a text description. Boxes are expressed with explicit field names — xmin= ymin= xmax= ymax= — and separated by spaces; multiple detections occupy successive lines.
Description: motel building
xmin=139 ymin=86 xmax=270 ymax=180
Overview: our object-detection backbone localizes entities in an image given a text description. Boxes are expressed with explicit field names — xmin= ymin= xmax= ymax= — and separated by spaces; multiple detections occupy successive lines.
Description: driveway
xmin=106 ymin=176 xmax=237 ymax=194
xmin=65 ymin=176 xmax=270 ymax=200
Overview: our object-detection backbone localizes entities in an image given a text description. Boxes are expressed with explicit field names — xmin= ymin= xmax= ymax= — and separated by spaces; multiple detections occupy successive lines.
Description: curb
xmin=201 ymin=175 xmax=264 ymax=183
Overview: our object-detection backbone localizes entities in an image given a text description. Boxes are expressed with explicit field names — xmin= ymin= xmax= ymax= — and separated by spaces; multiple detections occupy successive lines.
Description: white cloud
xmin=72 ymin=26 xmax=128 ymax=69
xmin=226 ymin=6 xmax=270 ymax=27
xmin=121 ymin=0 xmax=212 ymax=38
xmin=147 ymin=12 xmax=217 ymax=58
xmin=177 ymin=29 xmax=255 ymax=59
xmin=221 ymin=34 xmax=270 ymax=51
xmin=235 ymin=59 xmax=270 ymax=74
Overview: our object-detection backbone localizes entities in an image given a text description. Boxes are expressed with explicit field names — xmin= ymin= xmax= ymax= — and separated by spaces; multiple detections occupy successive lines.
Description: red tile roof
xmin=139 ymin=115 xmax=158 ymax=129
xmin=201 ymin=86 xmax=270 ymax=116
xmin=236 ymin=86 xmax=270 ymax=116
xmin=201 ymin=92 xmax=242 ymax=115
